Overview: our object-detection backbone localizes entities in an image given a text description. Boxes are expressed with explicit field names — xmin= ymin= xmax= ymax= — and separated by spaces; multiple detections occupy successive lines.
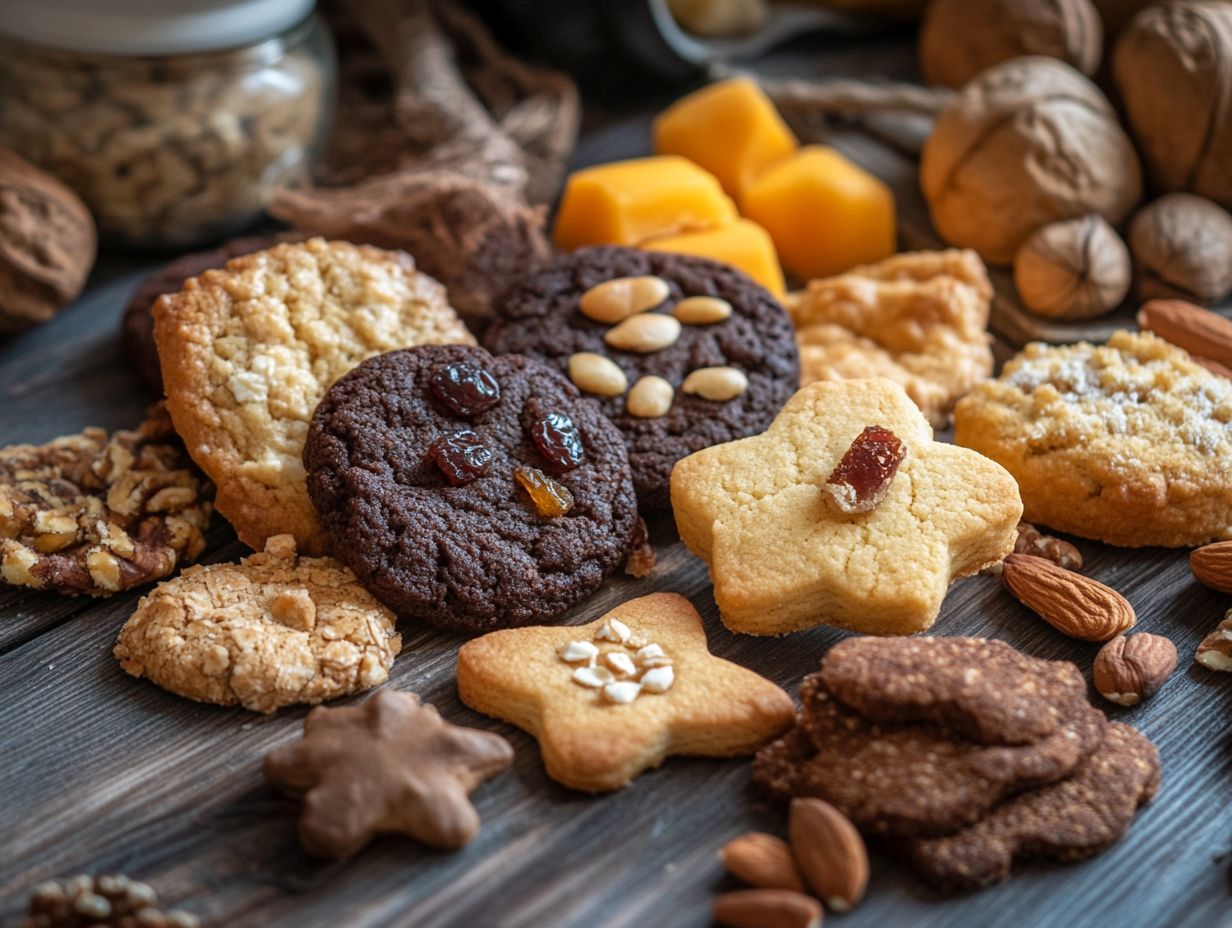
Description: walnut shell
xmin=0 ymin=146 xmax=96 ymax=333
xmin=1014 ymin=214 xmax=1130 ymax=319
xmin=1129 ymin=193 xmax=1232 ymax=305
xmin=1113 ymin=1 xmax=1232 ymax=209
xmin=920 ymin=57 xmax=1141 ymax=265
xmin=919 ymin=0 xmax=1103 ymax=89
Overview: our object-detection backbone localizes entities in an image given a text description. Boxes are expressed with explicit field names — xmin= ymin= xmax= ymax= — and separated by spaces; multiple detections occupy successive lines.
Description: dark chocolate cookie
xmin=304 ymin=344 xmax=639 ymax=633
xmin=482 ymin=247 xmax=799 ymax=510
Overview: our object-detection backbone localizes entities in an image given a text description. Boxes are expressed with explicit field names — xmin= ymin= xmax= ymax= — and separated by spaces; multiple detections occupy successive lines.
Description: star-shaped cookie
xmin=263 ymin=689 xmax=513 ymax=859
xmin=670 ymin=378 xmax=1021 ymax=636
xmin=455 ymin=593 xmax=795 ymax=793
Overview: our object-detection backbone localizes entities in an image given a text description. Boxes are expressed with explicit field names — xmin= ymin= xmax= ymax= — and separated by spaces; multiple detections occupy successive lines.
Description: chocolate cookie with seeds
xmin=0 ymin=404 xmax=210 ymax=596
xmin=483 ymin=247 xmax=799 ymax=510
xmin=304 ymin=344 xmax=638 ymax=633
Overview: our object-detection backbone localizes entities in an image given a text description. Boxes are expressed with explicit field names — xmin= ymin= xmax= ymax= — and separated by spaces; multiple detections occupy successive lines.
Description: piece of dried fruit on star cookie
xmin=114 ymin=535 xmax=401 ymax=713
xmin=671 ymin=377 xmax=1022 ymax=635
xmin=154 ymin=237 xmax=475 ymax=555
xmin=264 ymin=689 xmax=513 ymax=859
xmin=0 ymin=403 xmax=210 ymax=596
xmin=456 ymin=592 xmax=795 ymax=792
xmin=954 ymin=330 xmax=1232 ymax=547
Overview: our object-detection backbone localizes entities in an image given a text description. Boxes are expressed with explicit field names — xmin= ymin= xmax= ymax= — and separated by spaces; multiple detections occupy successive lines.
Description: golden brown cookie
xmin=0 ymin=404 xmax=210 ymax=596
xmin=954 ymin=330 xmax=1232 ymax=547
xmin=671 ymin=378 xmax=1022 ymax=636
xmin=787 ymin=250 xmax=994 ymax=427
xmin=455 ymin=592 xmax=795 ymax=792
xmin=154 ymin=237 xmax=474 ymax=554
xmin=114 ymin=535 xmax=401 ymax=713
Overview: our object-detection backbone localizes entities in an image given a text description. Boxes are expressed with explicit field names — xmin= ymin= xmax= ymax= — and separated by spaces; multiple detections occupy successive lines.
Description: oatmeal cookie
xmin=154 ymin=238 xmax=474 ymax=555
xmin=114 ymin=534 xmax=401 ymax=713
xmin=0 ymin=404 xmax=209 ymax=596
xmin=787 ymin=250 xmax=994 ymax=428
xmin=954 ymin=330 xmax=1232 ymax=547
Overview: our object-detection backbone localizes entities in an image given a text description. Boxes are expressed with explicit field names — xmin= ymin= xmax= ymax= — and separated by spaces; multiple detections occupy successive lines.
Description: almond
xmin=713 ymin=889 xmax=822 ymax=928
xmin=1093 ymin=633 xmax=1177 ymax=706
xmin=1190 ymin=540 xmax=1232 ymax=593
xmin=1001 ymin=553 xmax=1136 ymax=642
xmin=789 ymin=798 xmax=868 ymax=914
xmin=720 ymin=832 xmax=805 ymax=892
xmin=1137 ymin=299 xmax=1232 ymax=370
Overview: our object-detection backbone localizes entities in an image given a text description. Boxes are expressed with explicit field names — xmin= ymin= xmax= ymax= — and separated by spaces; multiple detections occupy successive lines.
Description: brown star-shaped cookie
xmin=455 ymin=592 xmax=795 ymax=793
xmin=671 ymin=378 xmax=1022 ymax=635
xmin=263 ymin=689 xmax=513 ymax=859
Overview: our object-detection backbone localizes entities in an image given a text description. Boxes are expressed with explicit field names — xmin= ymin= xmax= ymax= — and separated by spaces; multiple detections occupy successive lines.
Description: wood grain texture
xmin=2 ymin=32 xmax=1232 ymax=928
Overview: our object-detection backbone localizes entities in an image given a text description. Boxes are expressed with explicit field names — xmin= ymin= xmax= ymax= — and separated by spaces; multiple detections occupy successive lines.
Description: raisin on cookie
xmin=303 ymin=344 xmax=639 ymax=633
xmin=154 ymin=238 xmax=474 ymax=556
xmin=483 ymin=246 xmax=799 ymax=510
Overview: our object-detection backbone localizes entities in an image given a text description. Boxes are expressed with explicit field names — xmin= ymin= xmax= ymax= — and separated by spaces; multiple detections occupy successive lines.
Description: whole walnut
xmin=1114 ymin=1 xmax=1232 ymax=209
xmin=0 ymin=147 xmax=96 ymax=334
xmin=1129 ymin=193 xmax=1232 ymax=305
xmin=1014 ymin=214 xmax=1130 ymax=319
xmin=919 ymin=0 xmax=1103 ymax=89
xmin=920 ymin=57 xmax=1141 ymax=265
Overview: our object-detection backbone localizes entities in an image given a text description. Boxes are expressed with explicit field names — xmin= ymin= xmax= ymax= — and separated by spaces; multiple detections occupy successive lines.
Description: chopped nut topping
xmin=640 ymin=665 xmax=675 ymax=693
xmin=604 ymin=651 xmax=637 ymax=677
xmin=596 ymin=618 xmax=632 ymax=644
xmin=1196 ymin=612 xmax=1232 ymax=672
xmin=823 ymin=425 xmax=906 ymax=515
xmin=573 ymin=665 xmax=616 ymax=688
xmin=559 ymin=640 xmax=600 ymax=663
xmin=602 ymin=681 xmax=642 ymax=704
xmin=559 ymin=619 xmax=676 ymax=703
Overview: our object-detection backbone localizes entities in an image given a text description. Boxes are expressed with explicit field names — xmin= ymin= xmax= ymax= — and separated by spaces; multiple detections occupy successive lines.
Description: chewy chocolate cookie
xmin=482 ymin=247 xmax=799 ymax=509
xmin=304 ymin=344 xmax=639 ymax=633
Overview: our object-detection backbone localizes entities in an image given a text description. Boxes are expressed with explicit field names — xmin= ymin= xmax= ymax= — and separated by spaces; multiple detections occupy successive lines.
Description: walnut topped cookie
xmin=955 ymin=330 xmax=1232 ymax=547
xmin=0 ymin=404 xmax=209 ymax=596
xmin=483 ymin=246 xmax=799 ymax=510
xmin=671 ymin=378 xmax=1022 ymax=636
xmin=154 ymin=237 xmax=474 ymax=555
xmin=787 ymin=250 xmax=994 ymax=428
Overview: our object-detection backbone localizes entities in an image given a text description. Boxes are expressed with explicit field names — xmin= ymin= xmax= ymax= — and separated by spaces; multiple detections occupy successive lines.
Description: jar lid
xmin=0 ymin=0 xmax=316 ymax=56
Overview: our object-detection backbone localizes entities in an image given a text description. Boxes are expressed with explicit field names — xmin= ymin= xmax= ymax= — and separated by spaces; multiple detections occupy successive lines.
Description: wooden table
xmin=2 ymin=28 xmax=1231 ymax=928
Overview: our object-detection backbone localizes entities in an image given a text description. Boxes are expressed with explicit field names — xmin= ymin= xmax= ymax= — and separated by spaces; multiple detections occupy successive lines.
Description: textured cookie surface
xmin=671 ymin=378 xmax=1022 ymax=636
xmin=154 ymin=238 xmax=474 ymax=555
xmin=456 ymin=592 xmax=795 ymax=792
xmin=483 ymin=246 xmax=799 ymax=509
xmin=114 ymin=534 xmax=401 ymax=713
xmin=0 ymin=404 xmax=210 ymax=596
xmin=954 ymin=330 xmax=1232 ymax=547
xmin=304 ymin=344 xmax=638 ymax=633
xmin=906 ymin=722 xmax=1160 ymax=889
xmin=788 ymin=250 xmax=993 ymax=427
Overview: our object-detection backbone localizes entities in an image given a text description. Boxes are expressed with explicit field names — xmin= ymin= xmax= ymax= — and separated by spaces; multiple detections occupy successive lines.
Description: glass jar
xmin=0 ymin=0 xmax=336 ymax=250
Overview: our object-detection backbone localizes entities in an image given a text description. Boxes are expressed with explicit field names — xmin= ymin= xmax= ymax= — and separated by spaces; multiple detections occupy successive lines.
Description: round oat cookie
xmin=482 ymin=247 xmax=799 ymax=510
xmin=154 ymin=237 xmax=475 ymax=556
xmin=303 ymin=344 xmax=639 ymax=634
xmin=954 ymin=330 xmax=1232 ymax=547
xmin=0 ymin=404 xmax=210 ymax=596
xmin=114 ymin=534 xmax=401 ymax=713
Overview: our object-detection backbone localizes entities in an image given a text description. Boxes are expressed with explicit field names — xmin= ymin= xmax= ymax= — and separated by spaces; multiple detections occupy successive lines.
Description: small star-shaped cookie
xmin=456 ymin=593 xmax=795 ymax=793
xmin=263 ymin=689 xmax=513 ymax=859
xmin=670 ymin=378 xmax=1021 ymax=636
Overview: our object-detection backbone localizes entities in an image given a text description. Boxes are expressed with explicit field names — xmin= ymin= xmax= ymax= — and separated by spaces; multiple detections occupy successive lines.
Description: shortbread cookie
xmin=671 ymin=378 xmax=1022 ymax=636
xmin=154 ymin=238 xmax=474 ymax=555
xmin=954 ymin=330 xmax=1232 ymax=547
xmin=0 ymin=404 xmax=210 ymax=596
xmin=483 ymin=246 xmax=799 ymax=510
xmin=304 ymin=344 xmax=638 ymax=633
xmin=787 ymin=250 xmax=994 ymax=427
xmin=264 ymin=689 xmax=513 ymax=858
xmin=114 ymin=535 xmax=401 ymax=713
xmin=906 ymin=722 xmax=1160 ymax=890
xmin=456 ymin=593 xmax=795 ymax=792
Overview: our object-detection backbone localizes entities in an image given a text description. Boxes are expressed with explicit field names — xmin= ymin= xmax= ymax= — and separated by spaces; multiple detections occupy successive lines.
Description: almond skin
xmin=1093 ymin=633 xmax=1177 ymax=706
xmin=713 ymin=889 xmax=822 ymax=928
xmin=1190 ymin=540 xmax=1232 ymax=594
xmin=789 ymin=798 xmax=868 ymax=914
xmin=720 ymin=832 xmax=805 ymax=892
xmin=1001 ymin=553 xmax=1136 ymax=642
xmin=1138 ymin=299 xmax=1232 ymax=370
